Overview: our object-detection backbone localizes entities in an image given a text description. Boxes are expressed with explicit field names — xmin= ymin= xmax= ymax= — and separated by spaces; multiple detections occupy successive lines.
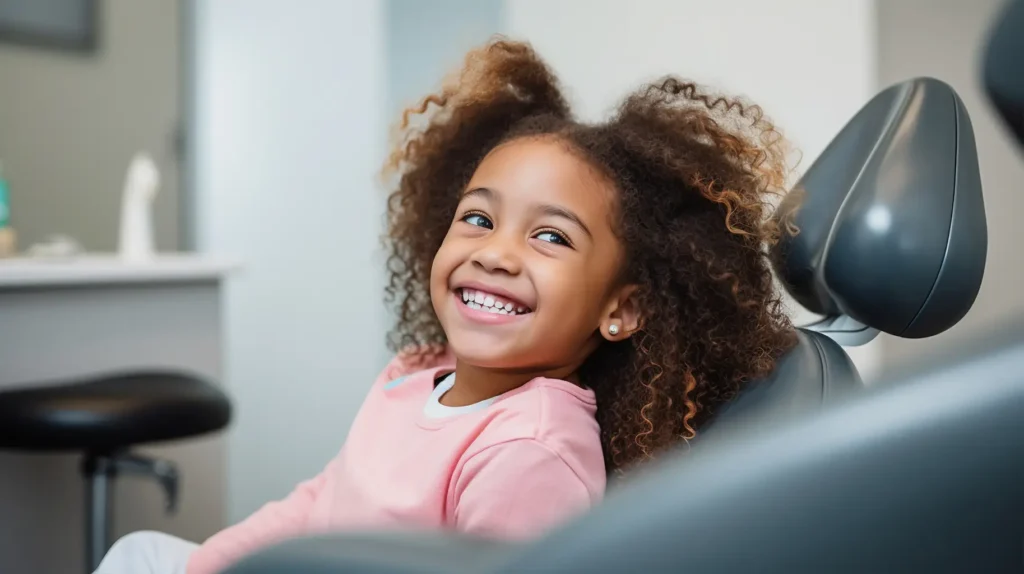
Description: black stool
xmin=0 ymin=372 xmax=231 ymax=572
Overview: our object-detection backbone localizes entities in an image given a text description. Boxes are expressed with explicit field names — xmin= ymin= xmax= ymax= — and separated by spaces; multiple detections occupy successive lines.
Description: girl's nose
xmin=471 ymin=235 xmax=522 ymax=276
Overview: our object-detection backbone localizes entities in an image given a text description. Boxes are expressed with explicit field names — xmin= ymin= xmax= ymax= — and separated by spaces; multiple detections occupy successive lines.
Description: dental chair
xmin=220 ymin=69 xmax=1001 ymax=573
xmin=223 ymin=319 xmax=1023 ymax=574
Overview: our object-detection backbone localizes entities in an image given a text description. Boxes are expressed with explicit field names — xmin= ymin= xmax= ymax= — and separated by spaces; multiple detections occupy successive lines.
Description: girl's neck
xmin=440 ymin=360 xmax=580 ymax=407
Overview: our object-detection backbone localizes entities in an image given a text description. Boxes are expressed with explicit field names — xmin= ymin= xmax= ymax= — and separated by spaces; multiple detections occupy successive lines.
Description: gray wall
xmin=0 ymin=1 xmax=181 ymax=252
xmin=876 ymin=0 xmax=1024 ymax=370
xmin=387 ymin=0 xmax=502 ymax=116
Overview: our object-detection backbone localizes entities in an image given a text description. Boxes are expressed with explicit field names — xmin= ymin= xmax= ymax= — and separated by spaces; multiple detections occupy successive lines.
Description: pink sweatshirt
xmin=186 ymin=353 xmax=606 ymax=574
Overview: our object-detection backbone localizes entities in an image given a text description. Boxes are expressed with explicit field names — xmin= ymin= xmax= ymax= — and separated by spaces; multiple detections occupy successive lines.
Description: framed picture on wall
xmin=0 ymin=0 xmax=99 ymax=53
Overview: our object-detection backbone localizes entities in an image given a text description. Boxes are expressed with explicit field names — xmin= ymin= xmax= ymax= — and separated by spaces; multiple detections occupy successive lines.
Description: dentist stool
xmin=0 ymin=370 xmax=231 ymax=572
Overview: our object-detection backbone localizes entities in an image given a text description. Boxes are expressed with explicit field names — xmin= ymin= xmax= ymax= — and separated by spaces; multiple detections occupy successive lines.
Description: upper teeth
xmin=461 ymin=289 xmax=528 ymax=315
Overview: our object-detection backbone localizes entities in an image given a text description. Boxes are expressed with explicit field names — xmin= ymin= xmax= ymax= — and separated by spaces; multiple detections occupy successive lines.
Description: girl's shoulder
xmin=375 ymin=345 xmax=455 ymax=387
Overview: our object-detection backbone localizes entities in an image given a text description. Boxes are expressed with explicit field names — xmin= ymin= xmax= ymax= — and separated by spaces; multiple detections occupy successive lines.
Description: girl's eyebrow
xmin=536 ymin=204 xmax=592 ymax=238
xmin=463 ymin=186 xmax=592 ymax=238
xmin=462 ymin=187 xmax=497 ymax=202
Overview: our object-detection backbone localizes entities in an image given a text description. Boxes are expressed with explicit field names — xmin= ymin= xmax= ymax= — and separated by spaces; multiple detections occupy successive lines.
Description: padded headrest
xmin=772 ymin=77 xmax=987 ymax=339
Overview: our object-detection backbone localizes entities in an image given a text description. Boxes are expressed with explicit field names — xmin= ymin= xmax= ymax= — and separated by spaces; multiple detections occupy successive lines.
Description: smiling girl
xmin=94 ymin=39 xmax=797 ymax=574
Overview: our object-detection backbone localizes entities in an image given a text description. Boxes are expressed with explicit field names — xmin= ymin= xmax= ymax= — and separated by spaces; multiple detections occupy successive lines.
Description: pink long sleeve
xmin=452 ymin=439 xmax=593 ymax=539
xmin=184 ymin=348 xmax=605 ymax=573
xmin=186 ymin=470 xmax=328 ymax=574
xmin=185 ymin=352 xmax=451 ymax=574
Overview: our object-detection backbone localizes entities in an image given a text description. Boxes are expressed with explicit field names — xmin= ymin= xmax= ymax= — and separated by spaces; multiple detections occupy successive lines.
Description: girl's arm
xmin=186 ymin=350 xmax=448 ymax=574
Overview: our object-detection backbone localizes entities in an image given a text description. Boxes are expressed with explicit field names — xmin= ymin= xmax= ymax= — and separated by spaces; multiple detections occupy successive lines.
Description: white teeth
xmin=459 ymin=288 xmax=531 ymax=315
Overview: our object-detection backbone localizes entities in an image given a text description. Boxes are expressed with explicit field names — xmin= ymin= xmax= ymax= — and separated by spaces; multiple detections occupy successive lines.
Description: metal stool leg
xmin=82 ymin=454 xmax=115 ymax=573
xmin=81 ymin=452 xmax=180 ymax=573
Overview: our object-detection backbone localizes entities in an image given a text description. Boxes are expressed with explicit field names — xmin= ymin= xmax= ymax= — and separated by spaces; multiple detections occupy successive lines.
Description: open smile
xmin=458 ymin=287 xmax=532 ymax=315
xmin=452 ymin=287 xmax=533 ymax=324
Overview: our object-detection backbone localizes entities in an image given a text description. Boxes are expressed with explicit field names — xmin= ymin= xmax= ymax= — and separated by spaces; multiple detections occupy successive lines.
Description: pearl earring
xmin=608 ymin=324 xmax=620 ymax=336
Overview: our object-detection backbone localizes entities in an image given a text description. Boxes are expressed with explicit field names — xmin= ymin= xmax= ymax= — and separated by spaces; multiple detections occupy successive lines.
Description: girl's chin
xmin=448 ymin=347 xmax=516 ymax=369
xmin=446 ymin=339 xmax=530 ymax=370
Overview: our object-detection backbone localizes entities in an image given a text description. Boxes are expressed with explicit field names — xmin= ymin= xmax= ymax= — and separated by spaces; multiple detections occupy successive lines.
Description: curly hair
xmin=383 ymin=39 xmax=797 ymax=474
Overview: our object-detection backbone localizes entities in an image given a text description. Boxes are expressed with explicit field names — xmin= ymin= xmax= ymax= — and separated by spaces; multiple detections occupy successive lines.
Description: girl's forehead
xmin=468 ymin=138 xmax=616 ymax=208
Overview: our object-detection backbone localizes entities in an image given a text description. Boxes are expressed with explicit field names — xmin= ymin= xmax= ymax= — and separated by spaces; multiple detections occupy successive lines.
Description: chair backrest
xmin=706 ymin=77 xmax=987 ymax=435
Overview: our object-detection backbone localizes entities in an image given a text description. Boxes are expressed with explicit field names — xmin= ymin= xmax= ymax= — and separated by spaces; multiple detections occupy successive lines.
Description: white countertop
xmin=0 ymin=254 xmax=239 ymax=288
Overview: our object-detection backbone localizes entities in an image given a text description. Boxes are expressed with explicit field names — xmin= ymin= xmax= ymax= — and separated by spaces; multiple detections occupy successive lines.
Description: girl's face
xmin=430 ymin=137 xmax=637 ymax=374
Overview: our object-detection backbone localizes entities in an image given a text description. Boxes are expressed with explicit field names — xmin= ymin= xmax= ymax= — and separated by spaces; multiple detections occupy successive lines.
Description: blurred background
xmin=0 ymin=1 xmax=1020 ymax=572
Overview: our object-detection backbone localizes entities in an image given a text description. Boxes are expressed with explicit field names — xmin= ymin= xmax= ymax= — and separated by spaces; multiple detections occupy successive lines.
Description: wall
xmin=387 ymin=0 xmax=501 ymax=117
xmin=192 ymin=0 xmax=388 ymax=522
xmin=503 ymin=0 xmax=882 ymax=377
xmin=875 ymin=0 xmax=1024 ymax=371
xmin=0 ymin=1 xmax=181 ymax=252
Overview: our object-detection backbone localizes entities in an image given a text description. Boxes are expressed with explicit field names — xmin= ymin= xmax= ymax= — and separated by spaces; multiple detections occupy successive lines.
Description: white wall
xmin=192 ymin=0 xmax=388 ymax=521
xmin=504 ymin=0 xmax=882 ymax=378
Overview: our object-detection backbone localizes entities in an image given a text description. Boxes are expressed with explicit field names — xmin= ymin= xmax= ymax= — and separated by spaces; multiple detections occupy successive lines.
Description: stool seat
xmin=0 ymin=372 xmax=231 ymax=452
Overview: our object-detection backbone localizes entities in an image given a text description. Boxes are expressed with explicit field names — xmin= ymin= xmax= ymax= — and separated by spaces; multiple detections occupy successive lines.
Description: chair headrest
xmin=772 ymin=77 xmax=987 ymax=340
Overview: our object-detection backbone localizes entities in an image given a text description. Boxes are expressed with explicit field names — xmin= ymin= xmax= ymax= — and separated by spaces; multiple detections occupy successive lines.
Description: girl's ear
xmin=600 ymin=285 xmax=641 ymax=341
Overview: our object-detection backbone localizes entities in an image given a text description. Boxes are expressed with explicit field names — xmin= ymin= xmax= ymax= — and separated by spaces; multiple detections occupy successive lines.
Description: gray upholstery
xmin=701 ymin=329 xmax=861 ymax=437
xmin=225 ymin=319 xmax=1024 ymax=574
xmin=773 ymin=77 xmax=986 ymax=339
xmin=504 ymin=320 xmax=1024 ymax=574
xmin=706 ymin=76 xmax=988 ymax=435
xmin=984 ymin=0 xmax=1024 ymax=146
xmin=713 ymin=75 xmax=990 ymax=439
xmin=500 ymin=319 xmax=1024 ymax=574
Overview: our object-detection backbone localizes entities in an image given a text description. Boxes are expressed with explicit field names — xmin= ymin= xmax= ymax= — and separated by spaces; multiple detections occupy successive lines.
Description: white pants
xmin=93 ymin=531 xmax=199 ymax=574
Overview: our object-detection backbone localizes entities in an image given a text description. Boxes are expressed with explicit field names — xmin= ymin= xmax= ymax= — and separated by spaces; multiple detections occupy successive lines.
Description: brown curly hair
xmin=383 ymin=39 xmax=797 ymax=474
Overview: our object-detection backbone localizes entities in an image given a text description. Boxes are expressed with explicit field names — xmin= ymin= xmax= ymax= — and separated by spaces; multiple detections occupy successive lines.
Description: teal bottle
xmin=0 ymin=162 xmax=9 ymax=229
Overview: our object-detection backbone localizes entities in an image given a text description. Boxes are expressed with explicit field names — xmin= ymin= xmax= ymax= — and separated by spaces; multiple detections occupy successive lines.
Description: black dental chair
xmin=220 ymin=65 xmax=1001 ymax=574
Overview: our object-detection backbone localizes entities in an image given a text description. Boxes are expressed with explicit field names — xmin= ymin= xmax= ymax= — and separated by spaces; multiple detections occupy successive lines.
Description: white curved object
xmin=118 ymin=153 xmax=160 ymax=261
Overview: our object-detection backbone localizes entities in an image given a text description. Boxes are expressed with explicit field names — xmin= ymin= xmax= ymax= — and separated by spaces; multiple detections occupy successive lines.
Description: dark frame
xmin=0 ymin=0 xmax=99 ymax=53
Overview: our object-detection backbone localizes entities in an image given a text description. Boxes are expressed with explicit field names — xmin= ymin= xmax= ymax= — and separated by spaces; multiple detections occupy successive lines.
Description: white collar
xmin=422 ymin=373 xmax=498 ymax=419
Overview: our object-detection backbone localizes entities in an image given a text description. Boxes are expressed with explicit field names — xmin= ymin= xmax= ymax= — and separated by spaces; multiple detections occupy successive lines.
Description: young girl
xmin=95 ymin=39 xmax=796 ymax=574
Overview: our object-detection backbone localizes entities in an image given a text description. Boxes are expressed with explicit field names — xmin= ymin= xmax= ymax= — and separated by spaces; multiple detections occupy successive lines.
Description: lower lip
xmin=453 ymin=292 xmax=528 ymax=325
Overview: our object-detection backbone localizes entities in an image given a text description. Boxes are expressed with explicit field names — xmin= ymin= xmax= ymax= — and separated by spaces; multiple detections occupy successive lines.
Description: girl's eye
xmin=462 ymin=213 xmax=493 ymax=229
xmin=534 ymin=230 xmax=571 ymax=247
